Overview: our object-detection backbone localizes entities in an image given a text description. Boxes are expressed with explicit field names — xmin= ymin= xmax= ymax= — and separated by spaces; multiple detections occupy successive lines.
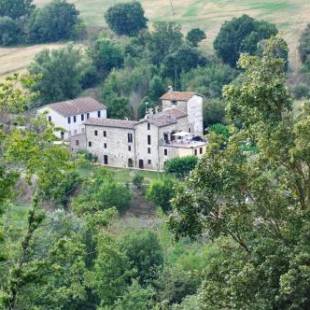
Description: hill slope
xmin=0 ymin=0 xmax=309 ymax=79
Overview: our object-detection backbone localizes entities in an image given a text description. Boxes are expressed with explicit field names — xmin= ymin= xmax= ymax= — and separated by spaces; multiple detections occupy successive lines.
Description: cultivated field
xmin=0 ymin=0 xmax=309 ymax=79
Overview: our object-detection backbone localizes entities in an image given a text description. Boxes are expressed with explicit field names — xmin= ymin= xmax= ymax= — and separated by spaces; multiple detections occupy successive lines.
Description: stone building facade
xmin=84 ymin=91 xmax=207 ymax=171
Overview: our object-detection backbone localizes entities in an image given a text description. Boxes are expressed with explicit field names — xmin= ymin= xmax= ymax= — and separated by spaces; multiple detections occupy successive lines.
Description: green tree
xmin=89 ymin=38 xmax=124 ymax=78
xmin=299 ymin=23 xmax=310 ymax=63
xmin=72 ymin=168 xmax=131 ymax=215
xmin=214 ymin=14 xmax=278 ymax=67
xmin=186 ymin=28 xmax=206 ymax=47
xmin=203 ymin=99 xmax=226 ymax=126
xmin=162 ymin=44 xmax=208 ymax=88
xmin=105 ymin=1 xmax=147 ymax=37
xmin=0 ymin=17 xmax=22 ymax=46
xmin=113 ymin=280 xmax=154 ymax=310
xmin=164 ymin=156 xmax=198 ymax=179
xmin=146 ymin=177 xmax=176 ymax=213
xmin=0 ymin=0 xmax=34 ymax=19
xmin=118 ymin=230 xmax=163 ymax=286
xmin=181 ymin=63 xmax=238 ymax=99
xmin=27 ymin=0 xmax=80 ymax=43
xmin=169 ymin=38 xmax=310 ymax=308
xmin=29 ymin=45 xmax=84 ymax=105
xmin=146 ymin=22 xmax=183 ymax=66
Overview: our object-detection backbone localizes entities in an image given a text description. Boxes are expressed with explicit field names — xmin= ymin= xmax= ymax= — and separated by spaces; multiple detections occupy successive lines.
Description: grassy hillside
xmin=0 ymin=0 xmax=309 ymax=79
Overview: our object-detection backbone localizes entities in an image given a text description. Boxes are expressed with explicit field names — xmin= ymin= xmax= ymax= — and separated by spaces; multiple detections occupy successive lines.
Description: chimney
xmin=168 ymin=85 xmax=173 ymax=93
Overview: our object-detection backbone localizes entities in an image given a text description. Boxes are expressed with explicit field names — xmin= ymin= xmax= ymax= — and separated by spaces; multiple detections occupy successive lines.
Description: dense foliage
xmin=214 ymin=14 xmax=278 ymax=67
xmin=29 ymin=45 xmax=85 ymax=105
xmin=169 ymin=39 xmax=310 ymax=308
xmin=164 ymin=156 xmax=198 ymax=178
xmin=105 ymin=1 xmax=147 ymax=36
xmin=0 ymin=0 xmax=82 ymax=46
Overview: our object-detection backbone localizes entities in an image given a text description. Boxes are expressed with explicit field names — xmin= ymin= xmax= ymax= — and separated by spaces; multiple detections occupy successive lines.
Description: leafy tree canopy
xmin=214 ymin=14 xmax=278 ymax=67
xmin=105 ymin=1 xmax=147 ymax=36
xmin=0 ymin=0 xmax=34 ymax=19
xmin=27 ymin=0 xmax=80 ymax=43
xmin=29 ymin=45 xmax=84 ymax=105
xmin=186 ymin=28 xmax=206 ymax=47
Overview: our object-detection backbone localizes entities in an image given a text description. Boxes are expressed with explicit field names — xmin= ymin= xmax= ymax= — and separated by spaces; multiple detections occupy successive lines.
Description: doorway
xmin=139 ymin=159 xmax=144 ymax=169
xmin=103 ymin=155 xmax=108 ymax=165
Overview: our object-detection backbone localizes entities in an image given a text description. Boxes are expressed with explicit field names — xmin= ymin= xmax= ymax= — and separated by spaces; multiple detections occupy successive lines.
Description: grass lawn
xmin=78 ymin=163 xmax=165 ymax=184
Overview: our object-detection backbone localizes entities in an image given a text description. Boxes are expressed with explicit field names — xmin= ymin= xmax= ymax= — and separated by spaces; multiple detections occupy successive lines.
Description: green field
xmin=0 ymin=0 xmax=309 ymax=79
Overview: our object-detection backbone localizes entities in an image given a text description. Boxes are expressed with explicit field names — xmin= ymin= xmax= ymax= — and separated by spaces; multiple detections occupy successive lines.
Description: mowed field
xmin=0 ymin=0 xmax=309 ymax=79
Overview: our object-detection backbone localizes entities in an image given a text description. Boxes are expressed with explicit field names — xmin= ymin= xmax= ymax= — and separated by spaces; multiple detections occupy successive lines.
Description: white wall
xmin=38 ymin=107 xmax=107 ymax=139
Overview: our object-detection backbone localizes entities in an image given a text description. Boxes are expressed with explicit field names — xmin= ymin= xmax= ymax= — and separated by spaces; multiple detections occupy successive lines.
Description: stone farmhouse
xmin=39 ymin=90 xmax=207 ymax=171
xmin=38 ymin=97 xmax=107 ymax=139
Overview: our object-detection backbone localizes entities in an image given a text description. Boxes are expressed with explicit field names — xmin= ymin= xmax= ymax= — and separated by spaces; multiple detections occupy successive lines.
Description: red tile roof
xmin=45 ymin=97 xmax=106 ymax=117
xmin=160 ymin=91 xmax=196 ymax=101
xmin=85 ymin=118 xmax=137 ymax=129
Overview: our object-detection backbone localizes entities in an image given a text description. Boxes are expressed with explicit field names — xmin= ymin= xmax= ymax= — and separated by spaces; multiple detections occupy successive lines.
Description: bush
xmin=133 ymin=173 xmax=144 ymax=191
xmin=146 ymin=177 xmax=176 ymax=213
xmin=164 ymin=156 xmax=198 ymax=179
xmin=105 ymin=1 xmax=148 ymax=36
xmin=27 ymin=0 xmax=80 ymax=43
xmin=118 ymin=230 xmax=164 ymax=286
xmin=72 ymin=168 xmax=131 ymax=214
xmin=209 ymin=123 xmax=230 ymax=139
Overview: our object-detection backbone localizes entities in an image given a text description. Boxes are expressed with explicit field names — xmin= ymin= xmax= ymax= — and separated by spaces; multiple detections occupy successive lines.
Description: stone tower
xmin=160 ymin=88 xmax=204 ymax=136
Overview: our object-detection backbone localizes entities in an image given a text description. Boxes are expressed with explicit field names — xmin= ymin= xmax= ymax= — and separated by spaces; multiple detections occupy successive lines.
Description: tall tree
xmin=299 ymin=23 xmax=310 ymax=64
xmin=27 ymin=0 xmax=80 ymax=43
xmin=0 ymin=0 xmax=34 ymax=19
xmin=169 ymin=38 xmax=310 ymax=308
xmin=105 ymin=1 xmax=147 ymax=36
xmin=29 ymin=45 xmax=84 ymax=105
xmin=214 ymin=14 xmax=278 ymax=67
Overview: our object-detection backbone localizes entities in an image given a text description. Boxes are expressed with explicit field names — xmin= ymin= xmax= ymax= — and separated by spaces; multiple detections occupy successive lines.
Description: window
xmin=147 ymin=147 xmax=151 ymax=154
xmin=87 ymin=113 xmax=90 ymax=119
xmin=128 ymin=133 xmax=133 ymax=143
xmin=94 ymin=130 xmax=98 ymax=136
xmin=97 ymin=111 xmax=101 ymax=118
xmin=189 ymin=128 xmax=191 ymax=132
xmin=81 ymin=114 xmax=84 ymax=121
xmin=88 ymin=141 xmax=92 ymax=147
xmin=104 ymin=155 xmax=108 ymax=165
xmin=75 ymin=140 xmax=79 ymax=146
xmin=103 ymin=131 xmax=107 ymax=137
xmin=128 ymin=145 xmax=132 ymax=151
xmin=164 ymin=149 xmax=168 ymax=156
xmin=104 ymin=143 xmax=107 ymax=149
xmin=147 ymin=135 xmax=151 ymax=145
xmin=148 ymin=160 xmax=152 ymax=165
xmin=194 ymin=149 xmax=198 ymax=156
xmin=147 ymin=123 xmax=151 ymax=130
xmin=48 ymin=115 xmax=52 ymax=122
xmin=200 ymin=147 xmax=203 ymax=154
xmin=67 ymin=117 xmax=71 ymax=124
xmin=128 ymin=158 xmax=133 ymax=167
xmin=73 ymin=116 xmax=77 ymax=123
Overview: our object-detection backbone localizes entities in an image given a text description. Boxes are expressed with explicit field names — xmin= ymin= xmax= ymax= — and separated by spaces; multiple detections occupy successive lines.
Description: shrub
xmin=133 ymin=173 xmax=144 ymax=191
xmin=146 ymin=177 xmax=176 ymax=213
xmin=164 ymin=156 xmax=198 ymax=178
